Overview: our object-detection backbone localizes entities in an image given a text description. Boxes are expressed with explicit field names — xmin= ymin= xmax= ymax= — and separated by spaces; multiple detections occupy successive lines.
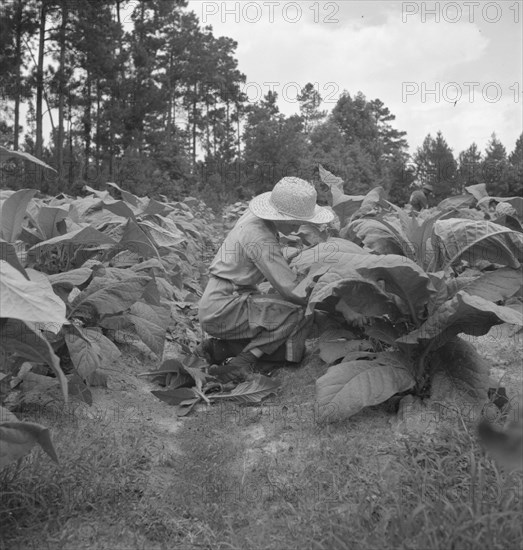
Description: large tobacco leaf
xmin=48 ymin=267 xmax=94 ymax=289
xmin=0 ymin=146 xmax=56 ymax=172
xmin=303 ymin=254 xmax=432 ymax=323
xmin=352 ymin=254 xmax=434 ymax=323
xmin=27 ymin=226 xmax=116 ymax=264
xmin=447 ymin=267 xmax=522 ymax=302
xmin=307 ymin=271 xmax=400 ymax=320
xmin=65 ymin=325 xmax=102 ymax=383
xmin=0 ymin=260 xmax=66 ymax=326
xmin=0 ymin=188 xmax=37 ymax=242
xmin=0 ymin=419 xmax=59 ymax=469
xmin=398 ymin=291 xmax=523 ymax=350
xmin=316 ymin=352 xmax=415 ymax=422
xmin=34 ymin=206 xmax=69 ymax=240
xmin=127 ymin=302 xmax=171 ymax=357
xmin=290 ymin=238 xmax=368 ymax=278
xmin=345 ymin=217 xmax=405 ymax=256
xmin=433 ymin=219 xmax=523 ymax=269
xmin=119 ymin=219 xmax=161 ymax=260
xmin=0 ymin=318 xmax=68 ymax=401
xmin=70 ymin=275 xmax=150 ymax=317
xmin=0 ymin=239 xmax=27 ymax=276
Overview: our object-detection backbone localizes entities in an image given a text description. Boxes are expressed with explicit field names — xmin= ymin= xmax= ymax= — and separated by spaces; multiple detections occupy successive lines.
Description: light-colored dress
xmin=198 ymin=211 xmax=312 ymax=362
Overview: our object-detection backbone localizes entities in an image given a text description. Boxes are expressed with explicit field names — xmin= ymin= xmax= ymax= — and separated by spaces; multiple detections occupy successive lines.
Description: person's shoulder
xmin=237 ymin=211 xmax=276 ymax=241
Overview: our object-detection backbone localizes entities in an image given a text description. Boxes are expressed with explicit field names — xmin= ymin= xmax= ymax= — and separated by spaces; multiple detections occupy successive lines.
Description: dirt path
xmin=3 ymin=324 xmax=521 ymax=550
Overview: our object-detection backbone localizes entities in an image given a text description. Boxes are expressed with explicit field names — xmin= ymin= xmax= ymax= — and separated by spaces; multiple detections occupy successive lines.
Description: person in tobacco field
xmin=196 ymin=177 xmax=334 ymax=383
xmin=409 ymin=183 xmax=434 ymax=212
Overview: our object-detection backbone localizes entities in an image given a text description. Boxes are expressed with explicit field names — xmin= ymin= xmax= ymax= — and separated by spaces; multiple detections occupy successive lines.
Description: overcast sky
xmin=188 ymin=0 xmax=523 ymax=156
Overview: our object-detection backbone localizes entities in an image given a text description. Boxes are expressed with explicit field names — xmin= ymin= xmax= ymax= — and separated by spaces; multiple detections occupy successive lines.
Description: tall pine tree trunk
xmin=95 ymin=79 xmax=101 ymax=171
xmin=192 ymin=84 xmax=197 ymax=166
xmin=13 ymin=0 xmax=23 ymax=149
xmin=84 ymin=72 xmax=92 ymax=169
xmin=56 ymin=0 xmax=68 ymax=186
xmin=35 ymin=1 xmax=46 ymax=161
xmin=68 ymin=101 xmax=73 ymax=185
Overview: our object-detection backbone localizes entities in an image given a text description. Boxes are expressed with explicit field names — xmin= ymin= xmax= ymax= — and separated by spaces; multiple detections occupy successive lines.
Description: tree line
xmin=1 ymin=0 xmax=521 ymax=207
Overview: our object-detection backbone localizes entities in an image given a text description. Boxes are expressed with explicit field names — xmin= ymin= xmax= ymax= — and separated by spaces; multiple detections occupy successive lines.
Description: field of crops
xmin=1 ymin=152 xmax=522 ymax=549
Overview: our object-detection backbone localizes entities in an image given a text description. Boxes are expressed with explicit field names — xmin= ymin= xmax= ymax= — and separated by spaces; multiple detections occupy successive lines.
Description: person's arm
xmin=246 ymin=237 xmax=307 ymax=306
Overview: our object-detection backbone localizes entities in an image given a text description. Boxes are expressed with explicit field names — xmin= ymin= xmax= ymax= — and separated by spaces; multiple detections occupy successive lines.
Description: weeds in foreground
xmin=1 ymin=356 xmax=521 ymax=550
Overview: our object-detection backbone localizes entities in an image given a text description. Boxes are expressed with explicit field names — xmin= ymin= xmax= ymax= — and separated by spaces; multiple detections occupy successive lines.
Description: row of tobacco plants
xmin=296 ymin=166 xmax=523 ymax=422
xmin=0 ymin=146 xmax=227 ymax=468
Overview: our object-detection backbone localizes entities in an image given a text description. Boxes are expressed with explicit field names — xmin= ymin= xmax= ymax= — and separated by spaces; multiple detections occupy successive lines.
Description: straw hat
xmin=422 ymin=183 xmax=434 ymax=192
xmin=249 ymin=177 xmax=334 ymax=224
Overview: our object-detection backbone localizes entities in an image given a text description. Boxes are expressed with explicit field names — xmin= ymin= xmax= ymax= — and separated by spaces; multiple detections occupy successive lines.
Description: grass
xmin=1 ymin=343 xmax=522 ymax=550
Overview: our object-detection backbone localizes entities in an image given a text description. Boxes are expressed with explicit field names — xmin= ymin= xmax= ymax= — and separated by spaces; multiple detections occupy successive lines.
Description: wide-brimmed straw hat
xmin=249 ymin=177 xmax=334 ymax=224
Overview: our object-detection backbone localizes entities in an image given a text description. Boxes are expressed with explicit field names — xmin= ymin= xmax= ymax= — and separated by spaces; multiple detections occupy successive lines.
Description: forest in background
xmin=1 ymin=0 xmax=522 ymax=209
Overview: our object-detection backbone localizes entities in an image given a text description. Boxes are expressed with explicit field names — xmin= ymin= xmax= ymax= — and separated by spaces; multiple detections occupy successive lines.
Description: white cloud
xmin=195 ymin=0 xmax=521 ymax=154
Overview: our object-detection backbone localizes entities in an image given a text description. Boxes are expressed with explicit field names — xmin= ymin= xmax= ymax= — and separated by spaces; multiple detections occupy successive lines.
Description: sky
xmin=187 ymin=0 xmax=523 ymax=156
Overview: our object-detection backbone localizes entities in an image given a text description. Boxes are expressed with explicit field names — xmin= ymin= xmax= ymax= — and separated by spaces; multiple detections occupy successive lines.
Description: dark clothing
xmin=409 ymin=190 xmax=428 ymax=211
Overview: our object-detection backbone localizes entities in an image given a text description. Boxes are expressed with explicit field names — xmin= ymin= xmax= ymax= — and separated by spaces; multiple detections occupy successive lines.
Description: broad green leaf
xmin=352 ymin=254 xmax=435 ymax=323
xmin=307 ymin=271 xmax=401 ymax=320
xmin=0 ymin=189 xmax=37 ymax=242
xmin=290 ymin=238 xmax=368 ymax=277
xmin=458 ymin=267 xmax=522 ymax=302
xmin=119 ymin=219 xmax=161 ymax=259
xmin=64 ymin=325 xmax=101 ymax=381
xmin=0 ymin=421 xmax=58 ymax=468
xmin=142 ymin=198 xmax=172 ymax=217
xmin=345 ymin=217 xmax=405 ymax=255
xmin=71 ymin=275 xmax=150 ymax=317
xmin=142 ymin=278 xmax=161 ymax=306
xmin=102 ymin=200 xmax=137 ymax=220
xmin=48 ymin=267 xmax=93 ymax=288
xmin=319 ymin=337 xmax=372 ymax=364
xmin=0 ymin=318 xmax=67 ymax=401
xmin=68 ymin=373 xmax=93 ymax=405
xmin=128 ymin=302 xmax=170 ymax=357
xmin=36 ymin=206 xmax=69 ymax=239
xmin=106 ymin=181 xmax=143 ymax=208
xmin=139 ymin=220 xmax=186 ymax=248
xmin=83 ymin=185 xmax=110 ymax=199
xmin=0 ymin=238 xmax=28 ymax=277
xmin=83 ymin=327 xmax=121 ymax=362
xmin=332 ymin=195 xmax=365 ymax=228
xmin=208 ymin=374 xmax=280 ymax=404
xmin=437 ymin=195 xmax=475 ymax=211
xmin=0 ymin=260 xmax=66 ymax=326
xmin=151 ymin=387 xmax=197 ymax=406
xmin=315 ymin=352 xmax=415 ymax=422
xmin=27 ymin=226 xmax=116 ymax=262
xmin=355 ymin=186 xmax=387 ymax=218
xmin=429 ymin=338 xmax=490 ymax=402
xmin=433 ymin=219 xmax=523 ymax=269
xmin=465 ymin=183 xmax=489 ymax=202
xmin=0 ymin=146 xmax=56 ymax=172
xmin=318 ymin=164 xmax=344 ymax=202
xmin=398 ymin=291 xmax=523 ymax=350
xmin=68 ymin=196 xmax=103 ymax=221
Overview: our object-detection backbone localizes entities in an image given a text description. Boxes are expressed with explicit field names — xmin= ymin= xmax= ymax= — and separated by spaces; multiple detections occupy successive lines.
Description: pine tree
xmin=482 ymin=132 xmax=509 ymax=195
xmin=297 ymin=83 xmax=326 ymax=135
xmin=413 ymin=131 xmax=458 ymax=201
xmin=457 ymin=142 xmax=482 ymax=191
